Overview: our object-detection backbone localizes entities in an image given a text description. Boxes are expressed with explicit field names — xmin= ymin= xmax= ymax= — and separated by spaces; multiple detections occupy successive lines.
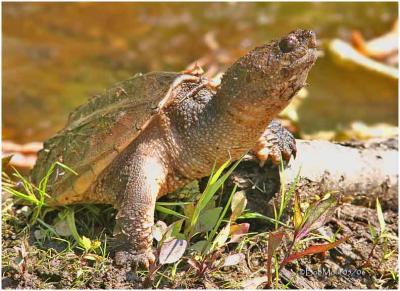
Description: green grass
xmin=3 ymin=162 xmax=76 ymax=224
xmin=2 ymin=160 xmax=105 ymax=259
xmin=1 ymin=155 xmax=366 ymax=289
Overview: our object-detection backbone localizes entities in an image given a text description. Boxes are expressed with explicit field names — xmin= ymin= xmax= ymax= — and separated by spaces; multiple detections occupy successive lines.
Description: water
xmin=2 ymin=2 xmax=397 ymax=143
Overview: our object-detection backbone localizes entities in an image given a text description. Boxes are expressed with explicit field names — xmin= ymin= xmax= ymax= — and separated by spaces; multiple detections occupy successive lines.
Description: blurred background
xmin=2 ymin=2 xmax=398 ymax=148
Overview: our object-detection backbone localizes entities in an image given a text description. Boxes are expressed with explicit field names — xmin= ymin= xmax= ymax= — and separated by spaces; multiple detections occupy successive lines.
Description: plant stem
xmin=362 ymin=239 xmax=378 ymax=267
xmin=278 ymin=237 xmax=296 ymax=273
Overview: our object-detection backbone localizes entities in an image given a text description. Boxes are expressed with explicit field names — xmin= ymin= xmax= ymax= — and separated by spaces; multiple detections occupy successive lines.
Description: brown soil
xmin=2 ymin=162 xmax=398 ymax=289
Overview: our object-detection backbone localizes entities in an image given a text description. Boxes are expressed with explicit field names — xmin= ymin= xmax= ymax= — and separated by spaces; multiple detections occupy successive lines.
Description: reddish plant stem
xmin=362 ymin=240 xmax=378 ymax=268
xmin=279 ymin=237 xmax=296 ymax=272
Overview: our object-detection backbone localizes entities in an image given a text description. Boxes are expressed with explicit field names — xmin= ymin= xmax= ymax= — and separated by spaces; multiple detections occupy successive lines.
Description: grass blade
xmin=293 ymin=192 xmax=303 ymax=232
xmin=55 ymin=161 xmax=78 ymax=175
xmin=280 ymin=168 xmax=301 ymax=219
xmin=186 ymin=155 xmax=244 ymax=238
xmin=156 ymin=201 xmax=193 ymax=206
xmin=204 ymin=184 xmax=237 ymax=254
xmin=376 ymin=198 xmax=386 ymax=233
xmin=238 ymin=212 xmax=288 ymax=227
xmin=156 ymin=205 xmax=188 ymax=219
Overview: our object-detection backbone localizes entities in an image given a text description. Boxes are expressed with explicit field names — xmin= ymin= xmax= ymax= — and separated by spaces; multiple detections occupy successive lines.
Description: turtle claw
xmin=115 ymin=249 xmax=156 ymax=270
xmin=254 ymin=120 xmax=297 ymax=167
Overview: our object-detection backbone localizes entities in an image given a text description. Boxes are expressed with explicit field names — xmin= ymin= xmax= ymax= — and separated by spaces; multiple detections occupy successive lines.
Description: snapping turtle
xmin=32 ymin=29 xmax=317 ymax=268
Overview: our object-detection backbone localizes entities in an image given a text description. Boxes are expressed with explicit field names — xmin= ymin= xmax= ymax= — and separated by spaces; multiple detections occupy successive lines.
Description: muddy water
xmin=2 ymin=2 xmax=398 ymax=143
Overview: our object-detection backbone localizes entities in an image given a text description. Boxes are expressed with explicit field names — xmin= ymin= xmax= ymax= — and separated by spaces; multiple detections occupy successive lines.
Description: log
xmin=2 ymin=141 xmax=43 ymax=170
xmin=227 ymin=137 xmax=398 ymax=215
xmin=284 ymin=137 xmax=397 ymax=206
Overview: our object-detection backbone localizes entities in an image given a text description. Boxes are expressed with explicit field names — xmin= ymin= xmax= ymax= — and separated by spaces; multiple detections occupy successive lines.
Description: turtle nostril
xmin=279 ymin=35 xmax=299 ymax=53
xmin=305 ymin=30 xmax=317 ymax=48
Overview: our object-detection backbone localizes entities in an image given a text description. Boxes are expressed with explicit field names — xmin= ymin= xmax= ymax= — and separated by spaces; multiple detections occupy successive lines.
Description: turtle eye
xmin=279 ymin=35 xmax=299 ymax=53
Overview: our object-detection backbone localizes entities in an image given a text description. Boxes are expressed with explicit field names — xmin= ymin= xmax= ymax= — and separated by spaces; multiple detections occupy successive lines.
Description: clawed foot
xmin=115 ymin=249 xmax=156 ymax=270
xmin=253 ymin=120 xmax=297 ymax=167
xmin=112 ymin=204 xmax=156 ymax=270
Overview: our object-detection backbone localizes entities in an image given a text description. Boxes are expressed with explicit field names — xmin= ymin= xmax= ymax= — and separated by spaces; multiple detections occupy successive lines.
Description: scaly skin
xmin=95 ymin=29 xmax=318 ymax=269
xmin=254 ymin=120 xmax=297 ymax=166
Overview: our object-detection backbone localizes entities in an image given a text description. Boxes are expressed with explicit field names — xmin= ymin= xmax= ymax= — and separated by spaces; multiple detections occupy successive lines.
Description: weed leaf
xmin=281 ymin=236 xmax=348 ymax=266
xmin=189 ymin=240 xmax=208 ymax=253
xmin=229 ymin=223 xmax=250 ymax=243
xmin=240 ymin=276 xmax=268 ymax=289
xmin=230 ymin=191 xmax=247 ymax=221
xmin=159 ymin=238 xmax=187 ymax=264
xmin=81 ymin=236 xmax=93 ymax=252
xmin=183 ymin=202 xmax=196 ymax=233
xmin=196 ymin=207 xmax=222 ymax=233
xmin=266 ymin=231 xmax=285 ymax=286
xmin=211 ymin=224 xmax=230 ymax=251
xmin=83 ymin=254 xmax=102 ymax=262
xmin=152 ymin=221 xmax=168 ymax=242
xmin=222 ymin=253 xmax=245 ymax=267
xmin=295 ymin=195 xmax=337 ymax=241
xmin=164 ymin=219 xmax=185 ymax=241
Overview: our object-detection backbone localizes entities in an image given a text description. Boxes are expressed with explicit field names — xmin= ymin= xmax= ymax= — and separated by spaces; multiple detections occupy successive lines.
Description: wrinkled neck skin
xmin=165 ymin=64 xmax=308 ymax=179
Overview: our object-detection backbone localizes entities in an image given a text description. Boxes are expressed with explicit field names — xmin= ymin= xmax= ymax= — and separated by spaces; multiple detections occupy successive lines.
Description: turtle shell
xmin=31 ymin=71 xmax=199 ymax=205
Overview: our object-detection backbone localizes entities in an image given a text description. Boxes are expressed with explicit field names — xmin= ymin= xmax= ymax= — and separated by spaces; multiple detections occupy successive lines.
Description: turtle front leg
xmin=114 ymin=203 xmax=156 ymax=269
xmin=253 ymin=120 xmax=297 ymax=167
xmin=104 ymin=150 xmax=168 ymax=270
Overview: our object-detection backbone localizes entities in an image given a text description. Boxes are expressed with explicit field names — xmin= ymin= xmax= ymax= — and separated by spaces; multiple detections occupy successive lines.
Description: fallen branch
xmin=229 ymin=137 xmax=398 ymax=213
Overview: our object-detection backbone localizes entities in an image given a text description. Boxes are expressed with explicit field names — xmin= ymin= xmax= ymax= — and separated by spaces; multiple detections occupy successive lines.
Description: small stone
xmin=34 ymin=229 xmax=45 ymax=240
xmin=54 ymin=220 xmax=72 ymax=237
xmin=17 ymin=206 xmax=32 ymax=218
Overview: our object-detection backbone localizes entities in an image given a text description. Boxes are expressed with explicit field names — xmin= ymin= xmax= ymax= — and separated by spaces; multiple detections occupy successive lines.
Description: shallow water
xmin=2 ymin=2 xmax=398 ymax=143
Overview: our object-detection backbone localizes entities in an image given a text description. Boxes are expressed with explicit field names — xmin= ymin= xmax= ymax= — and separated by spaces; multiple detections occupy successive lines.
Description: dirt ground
xmin=2 ymin=161 xmax=398 ymax=289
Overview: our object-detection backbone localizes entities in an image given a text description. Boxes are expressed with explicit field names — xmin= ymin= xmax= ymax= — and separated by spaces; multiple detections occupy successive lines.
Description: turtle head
xmin=170 ymin=30 xmax=317 ymax=169
xmin=218 ymin=29 xmax=318 ymax=107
